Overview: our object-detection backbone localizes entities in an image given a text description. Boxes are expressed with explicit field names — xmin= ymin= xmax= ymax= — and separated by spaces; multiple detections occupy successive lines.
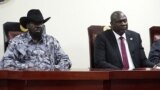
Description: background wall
xmin=0 ymin=0 xmax=160 ymax=69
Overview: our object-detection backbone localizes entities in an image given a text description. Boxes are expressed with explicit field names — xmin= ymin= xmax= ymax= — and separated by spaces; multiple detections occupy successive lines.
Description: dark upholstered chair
xmin=3 ymin=22 xmax=23 ymax=51
xmin=88 ymin=25 xmax=110 ymax=68
xmin=149 ymin=26 xmax=160 ymax=46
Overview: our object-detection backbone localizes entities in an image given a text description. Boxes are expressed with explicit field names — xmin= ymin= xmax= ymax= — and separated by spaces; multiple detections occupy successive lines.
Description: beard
xmin=29 ymin=29 xmax=43 ymax=40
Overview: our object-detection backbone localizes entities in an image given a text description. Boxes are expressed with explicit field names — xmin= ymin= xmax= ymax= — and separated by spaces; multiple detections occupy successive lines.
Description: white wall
xmin=0 ymin=0 xmax=160 ymax=69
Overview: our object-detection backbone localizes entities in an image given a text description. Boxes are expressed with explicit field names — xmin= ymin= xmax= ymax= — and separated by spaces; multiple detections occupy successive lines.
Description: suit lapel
xmin=125 ymin=30 xmax=135 ymax=58
xmin=107 ymin=30 xmax=123 ymax=65
xmin=107 ymin=30 xmax=119 ymax=51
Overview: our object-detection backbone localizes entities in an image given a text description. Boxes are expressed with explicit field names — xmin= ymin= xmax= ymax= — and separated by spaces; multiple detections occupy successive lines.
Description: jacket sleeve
xmin=136 ymin=34 xmax=154 ymax=67
xmin=94 ymin=34 xmax=120 ymax=69
xmin=50 ymin=37 xmax=72 ymax=70
xmin=0 ymin=40 xmax=24 ymax=70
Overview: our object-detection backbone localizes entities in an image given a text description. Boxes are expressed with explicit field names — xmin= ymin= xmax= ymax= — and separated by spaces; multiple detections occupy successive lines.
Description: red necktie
xmin=119 ymin=37 xmax=129 ymax=69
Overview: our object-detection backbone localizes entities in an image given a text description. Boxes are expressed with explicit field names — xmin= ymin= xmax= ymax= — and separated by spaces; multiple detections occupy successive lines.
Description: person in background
xmin=148 ymin=40 xmax=160 ymax=65
xmin=0 ymin=9 xmax=71 ymax=70
xmin=94 ymin=11 xmax=155 ymax=70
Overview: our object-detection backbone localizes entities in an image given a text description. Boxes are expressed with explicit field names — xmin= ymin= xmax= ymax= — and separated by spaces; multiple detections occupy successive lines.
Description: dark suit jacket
xmin=94 ymin=29 xmax=154 ymax=69
xmin=148 ymin=40 xmax=160 ymax=64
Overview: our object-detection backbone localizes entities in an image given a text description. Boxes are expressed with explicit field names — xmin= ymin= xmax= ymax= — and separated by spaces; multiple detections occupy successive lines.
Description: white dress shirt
xmin=113 ymin=31 xmax=135 ymax=70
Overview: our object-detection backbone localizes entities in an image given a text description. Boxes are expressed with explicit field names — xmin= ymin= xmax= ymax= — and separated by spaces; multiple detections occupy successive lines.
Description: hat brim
xmin=20 ymin=17 xmax=51 ymax=26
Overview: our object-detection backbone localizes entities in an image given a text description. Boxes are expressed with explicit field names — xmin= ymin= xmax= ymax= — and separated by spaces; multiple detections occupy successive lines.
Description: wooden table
xmin=0 ymin=69 xmax=160 ymax=90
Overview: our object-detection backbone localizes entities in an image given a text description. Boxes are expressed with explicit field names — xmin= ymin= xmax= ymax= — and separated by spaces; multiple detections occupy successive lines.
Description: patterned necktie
xmin=119 ymin=37 xmax=129 ymax=69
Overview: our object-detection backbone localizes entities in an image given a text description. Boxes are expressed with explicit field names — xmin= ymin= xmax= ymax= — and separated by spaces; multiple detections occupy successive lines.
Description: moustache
xmin=29 ymin=29 xmax=43 ymax=39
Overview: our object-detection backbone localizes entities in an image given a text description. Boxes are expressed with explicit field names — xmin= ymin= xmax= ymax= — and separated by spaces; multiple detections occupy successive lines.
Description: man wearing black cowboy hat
xmin=1 ymin=9 xmax=71 ymax=70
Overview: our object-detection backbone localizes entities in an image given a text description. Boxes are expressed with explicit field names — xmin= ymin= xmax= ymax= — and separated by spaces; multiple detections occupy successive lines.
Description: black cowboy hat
xmin=20 ymin=9 xmax=51 ymax=27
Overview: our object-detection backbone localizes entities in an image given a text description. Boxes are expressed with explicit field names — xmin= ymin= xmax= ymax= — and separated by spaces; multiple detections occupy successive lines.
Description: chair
xmin=3 ymin=22 xmax=23 ymax=51
xmin=88 ymin=25 xmax=110 ymax=68
xmin=149 ymin=26 xmax=160 ymax=46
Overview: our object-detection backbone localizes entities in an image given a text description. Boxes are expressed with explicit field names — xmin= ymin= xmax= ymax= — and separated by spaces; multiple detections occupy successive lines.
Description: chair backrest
xmin=88 ymin=25 xmax=106 ymax=68
xmin=3 ymin=22 xmax=23 ymax=51
xmin=149 ymin=26 xmax=160 ymax=46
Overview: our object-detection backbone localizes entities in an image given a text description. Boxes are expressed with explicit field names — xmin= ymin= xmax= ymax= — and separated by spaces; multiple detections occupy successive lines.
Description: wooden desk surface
xmin=6 ymin=69 xmax=110 ymax=80
xmin=0 ymin=69 xmax=160 ymax=90
xmin=0 ymin=68 xmax=160 ymax=80
xmin=110 ymin=70 xmax=160 ymax=79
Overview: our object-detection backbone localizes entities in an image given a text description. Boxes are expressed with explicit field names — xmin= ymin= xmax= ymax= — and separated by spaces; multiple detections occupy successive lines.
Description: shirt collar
xmin=112 ymin=30 xmax=126 ymax=40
